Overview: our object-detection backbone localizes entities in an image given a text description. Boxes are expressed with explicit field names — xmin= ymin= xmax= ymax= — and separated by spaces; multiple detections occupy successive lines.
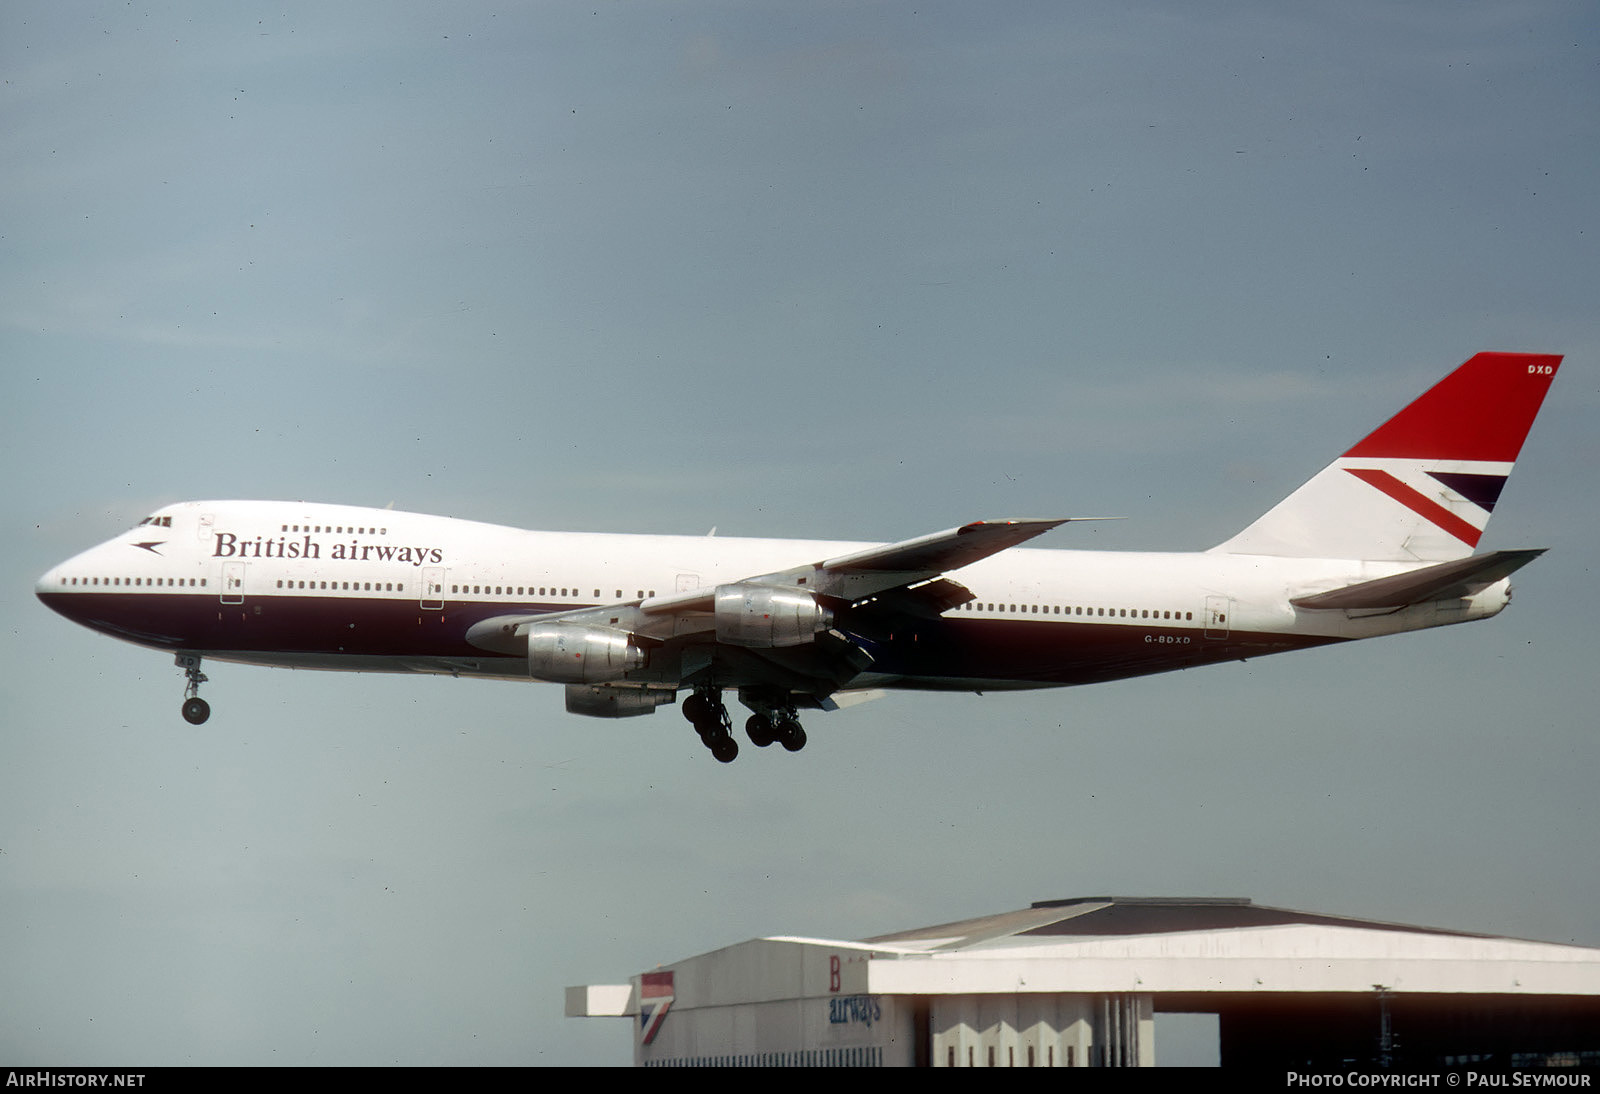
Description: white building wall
xmin=638 ymin=994 xmax=916 ymax=1066
xmin=930 ymin=993 xmax=1147 ymax=1066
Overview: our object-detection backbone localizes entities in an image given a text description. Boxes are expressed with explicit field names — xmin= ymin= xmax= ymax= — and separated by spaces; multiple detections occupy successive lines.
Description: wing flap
xmin=854 ymin=577 xmax=974 ymax=619
xmin=1290 ymin=548 xmax=1546 ymax=610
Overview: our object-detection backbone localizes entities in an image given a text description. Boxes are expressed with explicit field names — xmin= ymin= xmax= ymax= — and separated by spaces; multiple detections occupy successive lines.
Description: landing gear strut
xmin=177 ymin=654 xmax=210 ymax=725
xmin=682 ymin=687 xmax=737 ymax=763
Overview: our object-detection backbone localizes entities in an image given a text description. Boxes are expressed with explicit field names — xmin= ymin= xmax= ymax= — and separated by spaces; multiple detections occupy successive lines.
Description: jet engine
xmin=565 ymin=684 xmax=674 ymax=719
xmin=713 ymin=583 xmax=832 ymax=647
xmin=527 ymin=623 xmax=643 ymax=683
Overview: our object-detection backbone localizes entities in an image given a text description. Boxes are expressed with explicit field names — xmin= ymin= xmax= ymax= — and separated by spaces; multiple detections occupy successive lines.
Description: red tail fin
xmin=1212 ymin=352 xmax=1561 ymax=561
xmin=1344 ymin=352 xmax=1560 ymax=462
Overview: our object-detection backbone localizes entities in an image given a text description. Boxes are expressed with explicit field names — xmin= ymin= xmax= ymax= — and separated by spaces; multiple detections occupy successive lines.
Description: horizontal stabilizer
xmin=1290 ymin=549 xmax=1546 ymax=610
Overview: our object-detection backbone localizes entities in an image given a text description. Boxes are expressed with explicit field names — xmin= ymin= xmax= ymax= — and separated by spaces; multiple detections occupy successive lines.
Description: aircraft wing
xmin=817 ymin=517 xmax=1069 ymax=578
xmin=638 ymin=518 xmax=1069 ymax=614
xmin=465 ymin=519 xmax=1073 ymax=693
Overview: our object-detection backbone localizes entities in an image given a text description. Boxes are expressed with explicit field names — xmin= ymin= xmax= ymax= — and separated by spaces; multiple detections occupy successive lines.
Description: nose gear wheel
xmin=176 ymin=654 xmax=211 ymax=725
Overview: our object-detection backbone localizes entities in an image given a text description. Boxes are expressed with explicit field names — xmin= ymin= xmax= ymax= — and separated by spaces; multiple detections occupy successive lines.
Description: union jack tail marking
xmin=1213 ymin=352 xmax=1561 ymax=562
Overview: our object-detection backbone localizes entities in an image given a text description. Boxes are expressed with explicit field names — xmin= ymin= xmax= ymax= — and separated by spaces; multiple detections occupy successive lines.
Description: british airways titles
xmin=211 ymin=533 xmax=444 ymax=566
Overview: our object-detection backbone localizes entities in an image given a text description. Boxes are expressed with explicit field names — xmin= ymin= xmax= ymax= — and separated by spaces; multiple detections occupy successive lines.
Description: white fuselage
xmin=36 ymin=500 xmax=1511 ymax=692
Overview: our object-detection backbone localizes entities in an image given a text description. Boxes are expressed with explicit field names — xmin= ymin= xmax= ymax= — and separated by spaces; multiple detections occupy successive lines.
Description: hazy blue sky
xmin=3 ymin=0 xmax=1596 ymax=1066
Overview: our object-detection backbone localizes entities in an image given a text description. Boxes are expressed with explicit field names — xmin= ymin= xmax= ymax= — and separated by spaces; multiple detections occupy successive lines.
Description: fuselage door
xmin=1204 ymin=595 xmax=1232 ymax=639
xmin=221 ymin=561 xmax=246 ymax=605
xmin=422 ymin=566 xmax=446 ymax=611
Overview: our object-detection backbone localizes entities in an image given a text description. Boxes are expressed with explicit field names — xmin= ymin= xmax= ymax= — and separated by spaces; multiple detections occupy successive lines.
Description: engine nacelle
xmin=565 ymin=685 xmax=674 ymax=719
xmin=714 ymin=583 xmax=832 ymax=648
xmin=527 ymin=623 xmax=643 ymax=683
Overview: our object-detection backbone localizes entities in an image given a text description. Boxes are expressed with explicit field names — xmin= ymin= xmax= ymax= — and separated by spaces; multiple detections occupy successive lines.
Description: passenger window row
xmin=58 ymin=576 xmax=205 ymax=587
xmin=449 ymin=585 xmax=657 ymax=600
xmin=960 ymin=601 xmax=1194 ymax=622
xmin=279 ymin=524 xmax=388 ymax=535
xmin=57 ymin=572 xmax=1193 ymax=624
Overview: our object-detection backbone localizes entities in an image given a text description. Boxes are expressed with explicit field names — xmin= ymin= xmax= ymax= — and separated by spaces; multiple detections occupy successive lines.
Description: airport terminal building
xmin=566 ymin=895 xmax=1600 ymax=1067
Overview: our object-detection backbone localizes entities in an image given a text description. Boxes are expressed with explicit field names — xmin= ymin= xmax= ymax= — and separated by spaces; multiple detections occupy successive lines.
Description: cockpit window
xmin=137 ymin=516 xmax=173 ymax=528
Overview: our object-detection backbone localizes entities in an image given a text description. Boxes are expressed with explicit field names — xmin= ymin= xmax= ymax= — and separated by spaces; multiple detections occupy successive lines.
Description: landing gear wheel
xmin=182 ymin=697 xmax=211 ymax=725
xmin=777 ymin=713 xmax=807 ymax=752
xmin=745 ymin=713 xmax=776 ymax=748
xmin=681 ymin=693 xmax=713 ymax=724
xmin=687 ymin=686 xmax=738 ymax=763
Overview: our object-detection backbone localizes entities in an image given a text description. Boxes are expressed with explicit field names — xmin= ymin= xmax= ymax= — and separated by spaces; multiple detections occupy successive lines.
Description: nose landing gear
xmin=176 ymin=654 xmax=210 ymax=725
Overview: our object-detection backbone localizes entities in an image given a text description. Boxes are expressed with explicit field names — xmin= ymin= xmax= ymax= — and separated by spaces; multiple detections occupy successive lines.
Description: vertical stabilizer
xmin=1210 ymin=353 xmax=1560 ymax=561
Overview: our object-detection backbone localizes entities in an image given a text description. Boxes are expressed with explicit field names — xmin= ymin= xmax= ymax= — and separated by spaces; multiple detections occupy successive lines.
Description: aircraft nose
xmin=37 ymin=540 xmax=106 ymax=605
xmin=36 ymin=550 xmax=90 ymax=612
xmin=36 ymin=562 xmax=66 ymax=607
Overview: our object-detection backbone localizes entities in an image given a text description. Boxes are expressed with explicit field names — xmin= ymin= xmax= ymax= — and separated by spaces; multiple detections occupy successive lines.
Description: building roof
xmin=864 ymin=896 xmax=1497 ymax=950
xmin=848 ymin=897 xmax=1600 ymax=998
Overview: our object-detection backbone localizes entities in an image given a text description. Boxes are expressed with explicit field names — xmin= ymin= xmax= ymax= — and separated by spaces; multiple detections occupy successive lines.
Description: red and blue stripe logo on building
xmin=639 ymin=971 xmax=674 ymax=1046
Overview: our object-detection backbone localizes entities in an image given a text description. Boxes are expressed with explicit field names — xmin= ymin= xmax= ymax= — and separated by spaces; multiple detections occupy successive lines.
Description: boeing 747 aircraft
xmin=36 ymin=352 xmax=1560 ymax=762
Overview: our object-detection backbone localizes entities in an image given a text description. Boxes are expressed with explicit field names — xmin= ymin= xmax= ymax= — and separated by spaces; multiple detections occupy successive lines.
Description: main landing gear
xmin=682 ymin=687 xmax=808 ymax=762
xmin=176 ymin=654 xmax=211 ymax=725
xmin=744 ymin=709 xmax=806 ymax=752
xmin=682 ymin=688 xmax=737 ymax=763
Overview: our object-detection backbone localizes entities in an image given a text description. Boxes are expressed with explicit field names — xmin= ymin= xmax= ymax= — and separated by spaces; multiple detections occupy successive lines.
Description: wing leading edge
xmin=639 ymin=517 xmax=1070 ymax=614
